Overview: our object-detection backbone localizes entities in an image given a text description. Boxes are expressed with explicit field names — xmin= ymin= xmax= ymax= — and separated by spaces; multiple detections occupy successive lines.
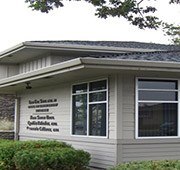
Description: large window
xmin=72 ymin=79 xmax=108 ymax=137
xmin=137 ymin=79 xmax=178 ymax=138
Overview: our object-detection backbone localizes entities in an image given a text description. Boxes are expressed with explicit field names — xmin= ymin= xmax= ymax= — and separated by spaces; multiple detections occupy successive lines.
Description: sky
xmin=0 ymin=0 xmax=179 ymax=51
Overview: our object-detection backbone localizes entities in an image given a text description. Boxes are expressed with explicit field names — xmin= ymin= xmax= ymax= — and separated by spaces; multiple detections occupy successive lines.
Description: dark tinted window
xmin=73 ymin=83 xmax=87 ymax=94
xmin=72 ymin=94 xmax=87 ymax=135
xmin=138 ymin=80 xmax=177 ymax=90
xmin=89 ymin=103 xmax=106 ymax=136
xmin=72 ymin=79 xmax=107 ymax=137
xmin=138 ymin=103 xmax=177 ymax=137
xmin=139 ymin=91 xmax=178 ymax=101
xmin=89 ymin=92 xmax=106 ymax=102
xmin=89 ymin=80 xmax=107 ymax=91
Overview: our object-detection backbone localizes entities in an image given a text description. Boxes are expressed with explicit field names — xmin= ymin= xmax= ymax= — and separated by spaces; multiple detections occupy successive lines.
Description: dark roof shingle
xmin=30 ymin=40 xmax=180 ymax=51
xmin=88 ymin=51 xmax=180 ymax=63
xmin=30 ymin=40 xmax=180 ymax=63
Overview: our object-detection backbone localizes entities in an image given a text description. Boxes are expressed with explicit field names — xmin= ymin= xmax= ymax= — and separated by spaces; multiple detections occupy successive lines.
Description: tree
xmin=25 ymin=0 xmax=180 ymax=44
xmin=162 ymin=23 xmax=180 ymax=45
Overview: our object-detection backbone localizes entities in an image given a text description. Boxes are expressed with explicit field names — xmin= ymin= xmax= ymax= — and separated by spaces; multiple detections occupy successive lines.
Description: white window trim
xmin=71 ymin=78 xmax=108 ymax=138
xmin=135 ymin=77 xmax=179 ymax=139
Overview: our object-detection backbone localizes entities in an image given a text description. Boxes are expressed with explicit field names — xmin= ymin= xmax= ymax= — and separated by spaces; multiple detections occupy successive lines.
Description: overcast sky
xmin=0 ymin=1 xmax=179 ymax=51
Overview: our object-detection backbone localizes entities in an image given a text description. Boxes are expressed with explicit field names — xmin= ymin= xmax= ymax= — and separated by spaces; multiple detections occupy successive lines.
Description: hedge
xmin=111 ymin=160 xmax=180 ymax=170
xmin=14 ymin=147 xmax=90 ymax=170
xmin=0 ymin=140 xmax=90 ymax=170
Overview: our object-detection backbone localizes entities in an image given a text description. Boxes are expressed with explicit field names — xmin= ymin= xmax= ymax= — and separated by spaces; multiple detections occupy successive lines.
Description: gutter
xmin=0 ymin=43 xmax=25 ymax=59
xmin=23 ymin=41 xmax=164 ymax=53
xmin=1 ymin=57 xmax=180 ymax=88
xmin=80 ymin=57 xmax=180 ymax=71
xmin=0 ymin=41 xmax=163 ymax=60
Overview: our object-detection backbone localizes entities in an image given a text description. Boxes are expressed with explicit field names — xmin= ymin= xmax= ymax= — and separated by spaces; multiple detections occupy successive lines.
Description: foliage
xmin=14 ymin=147 xmax=91 ymax=170
xmin=162 ymin=23 xmax=180 ymax=45
xmin=111 ymin=160 xmax=180 ymax=170
xmin=0 ymin=140 xmax=72 ymax=170
xmin=25 ymin=0 xmax=180 ymax=30
xmin=25 ymin=0 xmax=64 ymax=13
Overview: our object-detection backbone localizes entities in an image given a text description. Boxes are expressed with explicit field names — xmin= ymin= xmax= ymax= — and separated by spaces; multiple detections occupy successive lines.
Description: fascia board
xmin=1 ymin=56 xmax=180 ymax=88
xmin=23 ymin=41 xmax=162 ymax=53
xmin=1 ymin=56 xmax=180 ymax=87
xmin=80 ymin=57 xmax=180 ymax=70
xmin=0 ymin=41 xmax=164 ymax=61
xmin=0 ymin=43 xmax=25 ymax=59
xmin=0 ymin=58 xmax=83 ymax=87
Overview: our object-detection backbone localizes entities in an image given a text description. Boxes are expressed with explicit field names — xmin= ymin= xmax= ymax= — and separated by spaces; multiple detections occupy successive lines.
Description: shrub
xmin=0 ymin=140 xmax=72 ymax=170
xmin=111 ymin=160 xmax=180 ymax=170
xmin=14 ymin=147 xmax=91 ymax=170
xmin=0 ymin=160 xmax=7 ymax=170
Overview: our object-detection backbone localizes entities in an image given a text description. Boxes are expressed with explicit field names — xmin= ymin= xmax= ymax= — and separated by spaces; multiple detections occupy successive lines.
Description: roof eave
xmin=23 ymin=41 xmax=163 ymax=53
xmin=81 ymin=57 xmax=180 ymax=71
xmin=1 ymin=57 xmax=180 ymax=89
xmin=0 ymin=43 xmax=26 ymax=59
xmin=0 ymin=41 xmax=164 ymax=60
xmin=0 ymin=58 xmax=83 ymax=88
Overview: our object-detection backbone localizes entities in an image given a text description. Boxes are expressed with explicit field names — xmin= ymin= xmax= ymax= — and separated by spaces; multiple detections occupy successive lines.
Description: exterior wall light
xmin=26 ymin=82 xmax=32 ymax=89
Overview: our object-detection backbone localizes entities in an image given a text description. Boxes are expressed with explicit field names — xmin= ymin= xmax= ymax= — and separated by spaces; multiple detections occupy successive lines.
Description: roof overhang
xmin=1 ymin=57 xmax=180 ymax=93
xmin=0 ymin=41 xmax=163 ymax=64
xmin=81 ymin=57 xmax=180 ymax=71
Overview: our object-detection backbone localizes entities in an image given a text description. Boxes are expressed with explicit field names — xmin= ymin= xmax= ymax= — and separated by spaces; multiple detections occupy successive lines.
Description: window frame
xmin=135 ymin=77 xmax=180 ymax=139
xmin=71 ymin=78 xmax=108 ymax=138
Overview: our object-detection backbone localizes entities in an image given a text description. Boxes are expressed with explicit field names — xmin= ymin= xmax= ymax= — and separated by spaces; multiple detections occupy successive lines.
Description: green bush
xmin=111 ymin=160 xmax=180 ymax=170
xmin=0 ymin=160 xmax=7 ymax=170
xmin=0 ymin=140 xmax=72 ymax=170
xmin=14 ymin=147 xmax=91 ymax=170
